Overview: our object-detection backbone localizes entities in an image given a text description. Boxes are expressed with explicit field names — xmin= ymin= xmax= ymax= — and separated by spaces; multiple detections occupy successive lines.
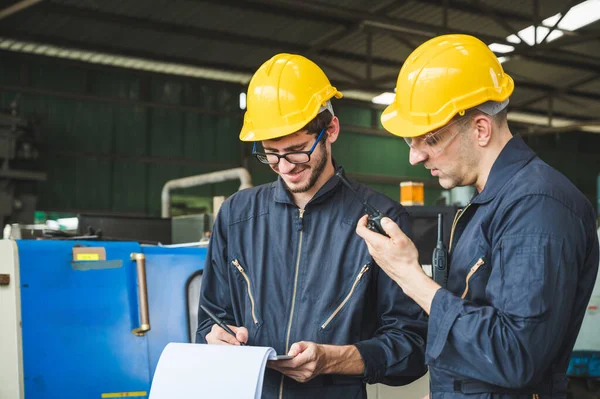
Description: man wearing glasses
xmin=196 ymin=53 xmax=428 ymax=398
xmin=357 ymin=34 xmax=599 ymax=398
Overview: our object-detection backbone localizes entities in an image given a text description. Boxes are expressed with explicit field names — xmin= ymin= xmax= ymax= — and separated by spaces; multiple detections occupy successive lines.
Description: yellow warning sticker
xmin=76 ymin=253 xmax=100 ymax=261
xmin=101 ymin=392 xmax=147 ymax=398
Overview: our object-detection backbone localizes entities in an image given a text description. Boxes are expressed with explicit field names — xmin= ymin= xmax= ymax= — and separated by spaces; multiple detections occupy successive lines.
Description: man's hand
xmin=205 ymin=323 xmax=248 ymax=345
xmin=267 ymin=342 xmax=326 ymax=383
xmin=356 ymin=215 xmax=440 ymax=314
xmin=355 ymin=215 xmax=421 ymax=285
xmin=267 ymin=342 xmax=364 ymax=383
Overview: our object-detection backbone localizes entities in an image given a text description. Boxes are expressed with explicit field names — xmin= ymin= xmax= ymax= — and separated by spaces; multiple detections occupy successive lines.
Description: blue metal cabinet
xmin=18 ymin=241 xmax=151 ymax=398
xmin=16 ymin=240 xmax=207 ymax=399
xmin=142 ymin=245 xmax=207 ymax=379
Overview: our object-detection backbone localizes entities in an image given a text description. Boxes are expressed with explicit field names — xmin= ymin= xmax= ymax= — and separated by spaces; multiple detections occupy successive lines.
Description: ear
xmin=472 ymin=114 xmax=493 ymax=147
xmin=326 ymin=116 xmax=340 ymax=144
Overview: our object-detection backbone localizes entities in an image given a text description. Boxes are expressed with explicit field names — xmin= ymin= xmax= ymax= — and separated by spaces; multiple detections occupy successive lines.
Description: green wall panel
xmin=0 ymin=57 xmax=20 ymax=85
xmin=152 ymin=79 xmax=183 ymax=104
xmin=111 ymin=161 xmax=147 ymax=214
xmin=90 ymin=70 xmax=140 ymax=100
xmin=28 ymin=60 xmax=87 ymax=93
xmin=74 ymin=157 xmax=112 ymax=210
xmin=72 ymin=102 xmax=113 ymax=153
xmin=335 ymin=105 xmax=373 ymax=127
xmin=113 ymin=105 xmax=147 ymax=155
xmin=149 ymin=108 xmax=183 ymax=157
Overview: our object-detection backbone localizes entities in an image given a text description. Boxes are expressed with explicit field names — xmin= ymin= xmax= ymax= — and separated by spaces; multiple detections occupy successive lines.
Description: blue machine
xmin=15 ymin=240 xmax=206 ymax=398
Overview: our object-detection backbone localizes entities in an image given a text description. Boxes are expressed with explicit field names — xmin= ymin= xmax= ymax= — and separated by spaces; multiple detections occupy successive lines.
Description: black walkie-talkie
xmin=336 ymin=171 xmax=388 ymax=237
xmin=432 ymin=214 xmax=448 ymax=288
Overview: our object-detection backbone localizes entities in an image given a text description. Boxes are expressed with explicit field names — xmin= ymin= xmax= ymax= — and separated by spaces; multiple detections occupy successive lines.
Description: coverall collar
xmin=472 ymin=134 xmax=536 ymax=204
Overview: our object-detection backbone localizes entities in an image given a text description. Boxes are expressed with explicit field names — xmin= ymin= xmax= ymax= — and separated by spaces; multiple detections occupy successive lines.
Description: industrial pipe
xmin=161 ymin=167 xmax=253 ymax=218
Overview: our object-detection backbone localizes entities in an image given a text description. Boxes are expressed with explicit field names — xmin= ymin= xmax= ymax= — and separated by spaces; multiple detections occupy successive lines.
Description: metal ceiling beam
xmin=512 ymin=29 xmax=600 ymax=54
xmin=469 ymin=0 xmax=520 ymax=37
xmin=517 ymin=80 xmax=600 ymax=102
xmin=306 ymin=0 xmax=407 ymax=57
xmin=31 ymin=2 xmax=403 ymax=69
xmin=202 ymin=0 xmax=525 ymax=48
xmin=204 ymin=0 xmax=600 ymax=73
xmin=514 ymin=52 xmax=600 ymax=74
xmin=313 ymin=57 xmax=366 ymax=84
xmin=306 ymin=0 xmax=402 ymax=56
xmin=306 ymin=26 xmax=363 ymax=56
xmin=28 ymin=1 xmax=600 ymax=74
xmin=525 ymin=120 xmax=600 ymax=135
xmin=514 ymin=73 xmax=600 ymax=108
xmin=413 ymin=0 xmax=537 ymax=25
xmin=385 ymin=31 xmax=418 ymax=51
xmin=540 ymin=0 xmax=577 ymax=43
xmin=0 ymin=32 xmax=256 ymax=75
xmin=193 ymin=0 xmax=349 ymax=25
xmin=0 ymin=0 xmax=43 ymax=21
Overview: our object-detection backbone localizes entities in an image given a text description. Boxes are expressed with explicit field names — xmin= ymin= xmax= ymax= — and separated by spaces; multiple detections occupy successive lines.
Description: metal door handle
xmin=131 ymin=253 xmax=150 ymax=336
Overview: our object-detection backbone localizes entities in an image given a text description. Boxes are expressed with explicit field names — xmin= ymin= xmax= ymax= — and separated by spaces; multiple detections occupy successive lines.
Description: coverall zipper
xmin=460 ymin=258 xmax=485 ymax=299
xmin=321 ymin=264 xmax=370 ymax=329
xmin=279 ymin=208 xmax=305 ymax=399
xmin=449 ymin=204 xmax=471 ymax=253
xmin=232 ymin=259 xmax=259 ymax=325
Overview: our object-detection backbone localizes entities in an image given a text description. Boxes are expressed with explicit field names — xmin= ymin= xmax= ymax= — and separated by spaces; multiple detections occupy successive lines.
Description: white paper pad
xmin=149 ymin=343 xmax=277 ymax=399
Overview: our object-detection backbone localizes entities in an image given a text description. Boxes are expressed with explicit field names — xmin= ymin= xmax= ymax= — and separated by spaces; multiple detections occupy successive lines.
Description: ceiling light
xmin=489 ymin=43 xmax=515 ymax=53
xmin=542 ymin=13 xmax=562 ymax=27
xmin=558 ymin=0 xmax=600 ymax=31
xmin=505 ymin=0 xmax=599 ymax=47
xmin=0 ymin=36 xmax=252 ymax=84
xmin=506 ymin=34 xmax=521 ymax=44
xmin=372 ymin=92 xmax=396 ymax=105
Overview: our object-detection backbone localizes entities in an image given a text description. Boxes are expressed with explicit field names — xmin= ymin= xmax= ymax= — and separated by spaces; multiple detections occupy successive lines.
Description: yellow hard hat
xmin=239 ymin=53 xmax=343 ymax=142
xmin=381 ymin=34 xmax=514 ymax=138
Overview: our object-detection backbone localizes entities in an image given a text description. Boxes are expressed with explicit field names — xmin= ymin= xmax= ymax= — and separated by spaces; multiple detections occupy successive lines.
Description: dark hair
xmin=302 ymin=110 xmax=333 ymax=135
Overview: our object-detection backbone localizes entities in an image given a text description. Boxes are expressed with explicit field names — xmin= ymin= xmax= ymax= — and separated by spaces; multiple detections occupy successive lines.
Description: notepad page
xmin=149 ymin=343 xmax=276 ymax=399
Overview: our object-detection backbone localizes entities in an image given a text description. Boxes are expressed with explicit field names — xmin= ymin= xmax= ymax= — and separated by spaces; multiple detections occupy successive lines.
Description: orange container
xmin=400 ymin=182 xmax=424 ymax=206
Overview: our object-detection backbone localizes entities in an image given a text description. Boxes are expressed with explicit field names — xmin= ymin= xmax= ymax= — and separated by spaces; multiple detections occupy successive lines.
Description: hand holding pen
xmin=201 ymin=304 xmax=248 ymax=346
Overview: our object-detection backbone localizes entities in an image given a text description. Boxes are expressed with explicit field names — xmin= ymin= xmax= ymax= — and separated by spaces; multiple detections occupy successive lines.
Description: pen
xmin=200 ymin=304 xmax=246 ymax=346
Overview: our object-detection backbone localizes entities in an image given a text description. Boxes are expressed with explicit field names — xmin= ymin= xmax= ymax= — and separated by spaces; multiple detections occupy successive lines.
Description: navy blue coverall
xmin=428 ymin=135 xmax=600 ymax=398
xmin=197 ymin=167 xmax=428 ymax=398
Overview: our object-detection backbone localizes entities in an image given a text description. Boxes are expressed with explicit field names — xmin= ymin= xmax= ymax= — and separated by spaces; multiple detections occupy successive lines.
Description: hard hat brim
xmin=240 ymin=90 xmax=342 ymax=142
xmin=381 ymin=74 xmax=514 ymax=138
xmin=239 ymin=118 xmax=313 ymax=142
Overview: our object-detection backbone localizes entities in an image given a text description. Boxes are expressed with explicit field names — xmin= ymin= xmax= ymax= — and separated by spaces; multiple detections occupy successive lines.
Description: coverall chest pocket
xmin=498 ymin=235 xmax=553 ymax=318
xmin=229 ymin=257 xmax=263 ymax=331
xmin=460 ymin=254 xmax=490 ymax=302
xmin=319 ymin=262 xmax=373 ymax=332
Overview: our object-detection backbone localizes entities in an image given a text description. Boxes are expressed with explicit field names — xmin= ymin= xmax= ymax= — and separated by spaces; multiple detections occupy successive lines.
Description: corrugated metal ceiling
xmin=0 ymin=0 xmax=598 ymax=124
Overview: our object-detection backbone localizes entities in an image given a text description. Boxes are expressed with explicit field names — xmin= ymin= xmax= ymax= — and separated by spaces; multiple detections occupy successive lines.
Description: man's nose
xmin=409 ymin=147 xmax=428 ymax=165
xmin=277 ymin=157 xmax=296 ymax=173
